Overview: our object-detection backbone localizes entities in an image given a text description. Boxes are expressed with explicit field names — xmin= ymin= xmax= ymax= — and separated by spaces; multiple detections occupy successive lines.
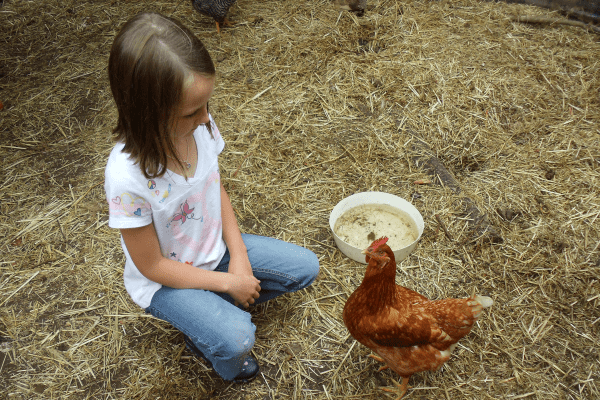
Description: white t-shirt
xmin=104 ymin=116 xmax=226 ymax=309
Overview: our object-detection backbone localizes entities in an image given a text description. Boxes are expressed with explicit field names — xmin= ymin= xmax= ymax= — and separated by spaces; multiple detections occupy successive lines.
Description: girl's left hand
xmin=228 ymin=251 xmax=257 ymax=307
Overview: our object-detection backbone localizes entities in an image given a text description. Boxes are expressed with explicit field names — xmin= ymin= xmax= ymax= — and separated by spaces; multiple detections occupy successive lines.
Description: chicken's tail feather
xmin=474 ymin=295 xmax=494 ymax=308
xmin=469 ymin=287 xmax=493 ymax=308
xmin=467 ymin=295 xmax=493 ymax=319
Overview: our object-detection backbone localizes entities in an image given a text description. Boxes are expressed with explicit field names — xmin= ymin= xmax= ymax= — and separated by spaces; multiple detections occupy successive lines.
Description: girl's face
xmin=171 ymin=73 xmax=215 ymax=139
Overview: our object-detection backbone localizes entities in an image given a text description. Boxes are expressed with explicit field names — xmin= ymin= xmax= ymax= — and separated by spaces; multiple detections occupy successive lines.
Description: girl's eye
xmin=184 ymin=102 xmax=209 ymax=119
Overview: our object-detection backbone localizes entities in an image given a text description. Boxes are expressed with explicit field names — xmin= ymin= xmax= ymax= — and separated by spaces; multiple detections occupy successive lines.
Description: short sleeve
xmin=104 ymin=145 xmax=153 ymax=229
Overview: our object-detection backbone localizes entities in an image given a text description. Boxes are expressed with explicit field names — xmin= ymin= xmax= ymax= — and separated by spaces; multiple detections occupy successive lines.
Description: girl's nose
xmin=195 ymin=106 xmax=210 ymax=125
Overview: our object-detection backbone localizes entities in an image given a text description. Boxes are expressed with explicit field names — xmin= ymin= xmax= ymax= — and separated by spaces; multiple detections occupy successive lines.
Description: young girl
xmin=104 ymin=12 xmax=319 ymax=383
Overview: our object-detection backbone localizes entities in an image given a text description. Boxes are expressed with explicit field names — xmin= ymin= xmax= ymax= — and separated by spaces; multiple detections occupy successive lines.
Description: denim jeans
xmin=145 ymin=233 xmax=320 ymax=380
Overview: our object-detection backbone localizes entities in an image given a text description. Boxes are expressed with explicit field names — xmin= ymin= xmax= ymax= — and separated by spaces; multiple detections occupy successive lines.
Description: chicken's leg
xmin=215 ymin=17 xmax=234 ymax=33
xmin=381 ymin=377 xmax=410 ymax=400
xmin=368 ymin=354 xmax=389 ymax=371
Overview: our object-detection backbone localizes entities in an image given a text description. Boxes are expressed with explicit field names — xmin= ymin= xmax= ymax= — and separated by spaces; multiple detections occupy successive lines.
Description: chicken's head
xmin=362 ymin=236 xmax=391 ymax=266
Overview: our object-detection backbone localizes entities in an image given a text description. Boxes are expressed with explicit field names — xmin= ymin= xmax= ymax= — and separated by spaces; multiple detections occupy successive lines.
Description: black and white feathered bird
xmin=191 ymin=0 xmax=237 ymax=33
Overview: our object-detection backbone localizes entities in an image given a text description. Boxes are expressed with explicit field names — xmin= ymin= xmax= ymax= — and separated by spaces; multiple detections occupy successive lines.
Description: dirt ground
xmin=1 ymin=0 xmax=599 ymax=399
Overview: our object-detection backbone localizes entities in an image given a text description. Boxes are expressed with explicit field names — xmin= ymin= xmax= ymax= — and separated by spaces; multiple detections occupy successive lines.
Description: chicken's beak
xmin=361 ymin=249 xmax=368 ymax=254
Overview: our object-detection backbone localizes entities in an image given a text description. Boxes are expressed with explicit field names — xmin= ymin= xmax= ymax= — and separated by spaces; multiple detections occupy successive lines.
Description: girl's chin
xmin=181 ymin=129 xmax=195 ymax=138
xmin=172 ymin=131 xmax=194 ymax=143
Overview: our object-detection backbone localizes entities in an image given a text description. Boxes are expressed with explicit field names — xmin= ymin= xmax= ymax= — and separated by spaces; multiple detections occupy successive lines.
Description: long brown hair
xmin=108 ymin=12 xmax=215 ymax=178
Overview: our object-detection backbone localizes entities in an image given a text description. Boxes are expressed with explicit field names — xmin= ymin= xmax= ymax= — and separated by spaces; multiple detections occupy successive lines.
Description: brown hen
xmin=343 ymin=237 xmax=493 ymax=399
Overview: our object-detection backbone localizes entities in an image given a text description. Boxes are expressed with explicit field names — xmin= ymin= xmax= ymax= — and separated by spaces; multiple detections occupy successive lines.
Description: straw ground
xmin=1 ymin=0 xmax=598 ymax=398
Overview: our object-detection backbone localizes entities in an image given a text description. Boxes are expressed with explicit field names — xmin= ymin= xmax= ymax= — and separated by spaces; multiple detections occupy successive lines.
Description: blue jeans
xmin=145 ymin=234 xmax=319 ymax=380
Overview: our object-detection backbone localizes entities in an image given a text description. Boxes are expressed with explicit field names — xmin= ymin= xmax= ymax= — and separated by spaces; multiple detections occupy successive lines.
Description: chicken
xmin=191 ymin=0 xmax=237 ymax=33
xmin=342 ymin=237 xmax=493 ymax=399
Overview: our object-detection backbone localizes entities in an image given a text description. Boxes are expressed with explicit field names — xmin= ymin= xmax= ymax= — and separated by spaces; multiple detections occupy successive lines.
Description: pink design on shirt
xmin=169 ymin=171 xmax=221 ymax=258
xmin=212 ymin=123 xmax=221 ymax=140
xmin=172 ymin=200 xmax=195 ymax=224
xmin=108 ymin=193 xmax=151 ymax=217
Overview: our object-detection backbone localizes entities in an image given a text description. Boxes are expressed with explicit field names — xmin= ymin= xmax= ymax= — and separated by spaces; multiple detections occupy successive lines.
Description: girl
xmin=104 ymin=12 xmax=319 ymax=383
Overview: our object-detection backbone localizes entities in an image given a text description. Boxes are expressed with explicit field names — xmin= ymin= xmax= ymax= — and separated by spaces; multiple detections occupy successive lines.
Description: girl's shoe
xmin=183 ymin=335 xmax=259 ymax=383
xmin=231 ymin=355 xmax=260 ymax=383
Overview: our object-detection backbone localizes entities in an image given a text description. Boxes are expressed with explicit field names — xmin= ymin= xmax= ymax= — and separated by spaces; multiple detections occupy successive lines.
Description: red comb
xmin=371 ymin=237 xmax=389 ymax=250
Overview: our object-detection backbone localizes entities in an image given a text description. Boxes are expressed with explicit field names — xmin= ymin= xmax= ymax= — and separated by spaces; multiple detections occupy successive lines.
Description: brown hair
xmin=108 ymin=12 xmax=215 ymax=178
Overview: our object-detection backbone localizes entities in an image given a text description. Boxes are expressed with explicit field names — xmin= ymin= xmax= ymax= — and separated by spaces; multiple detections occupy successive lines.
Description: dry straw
xmin=1 ymin=0 xmax=599 ymax=399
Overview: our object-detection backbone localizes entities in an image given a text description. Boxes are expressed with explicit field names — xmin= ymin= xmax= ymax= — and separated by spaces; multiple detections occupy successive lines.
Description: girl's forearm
xmin=220 ymin=183 xmax=252 ymax=274
xmin=144 ymin=257 xmax=233 ymax=293
xmin=120 ymin=223 xmax=237 ymax=293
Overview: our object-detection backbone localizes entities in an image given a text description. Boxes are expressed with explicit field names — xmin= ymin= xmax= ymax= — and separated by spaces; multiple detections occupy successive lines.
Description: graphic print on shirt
xmin=159 ymin=184 xmax=172 ymax=203
xmin=213 ymin=122 xmax=221 ymax=140
xmin=109 ymin=193 xmax=151 ymax=217
xmin=167 ymin=200 xmax=203 ymax=226
xmin=168 ymin=170 xmax=221 ymax=257
xmin=147 ymin=180 xmax=162 ymax=198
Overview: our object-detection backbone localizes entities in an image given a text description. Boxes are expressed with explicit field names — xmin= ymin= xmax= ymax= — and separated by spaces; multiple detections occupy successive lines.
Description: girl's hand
xmin=226 ymin=274 xmax=261 ymax=308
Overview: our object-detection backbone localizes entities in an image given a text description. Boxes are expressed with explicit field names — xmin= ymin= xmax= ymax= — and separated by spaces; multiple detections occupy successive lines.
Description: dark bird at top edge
xmin=191 ymin=0 xmax=237 ymax=33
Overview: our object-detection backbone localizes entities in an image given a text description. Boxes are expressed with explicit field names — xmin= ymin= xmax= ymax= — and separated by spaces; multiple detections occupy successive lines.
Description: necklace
xmin=168 ymin=136 xmax=192 ymax=169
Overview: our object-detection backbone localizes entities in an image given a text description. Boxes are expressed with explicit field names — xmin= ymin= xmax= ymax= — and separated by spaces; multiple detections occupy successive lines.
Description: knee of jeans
xmin=212 ymin=319 xmax=256 ymax=359
xmin=303 ymin=251 xmax=320 ymax=286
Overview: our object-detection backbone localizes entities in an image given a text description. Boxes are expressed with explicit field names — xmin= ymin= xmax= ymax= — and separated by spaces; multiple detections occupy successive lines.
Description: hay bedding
xmin=0 ymin=0 xmax=599 ymax=398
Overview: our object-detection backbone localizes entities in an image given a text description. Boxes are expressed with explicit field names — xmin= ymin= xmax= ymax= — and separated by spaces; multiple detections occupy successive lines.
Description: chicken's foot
xmin=381 ymin=377 xmax=410 ymax=400
xmin=216 ymin=17 xmax=235 ymax=33
xmin=368 ymin=354 xmax=389 ymax=371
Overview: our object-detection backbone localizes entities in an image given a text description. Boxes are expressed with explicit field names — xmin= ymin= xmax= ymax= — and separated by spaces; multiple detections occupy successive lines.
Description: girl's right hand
xmin=226 ymin=274 xmax=261 ymax=308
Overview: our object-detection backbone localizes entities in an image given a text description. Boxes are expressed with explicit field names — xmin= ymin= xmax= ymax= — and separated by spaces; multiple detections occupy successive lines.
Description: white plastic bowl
xmin=329 ymin=192 xmax=424 ymax=264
